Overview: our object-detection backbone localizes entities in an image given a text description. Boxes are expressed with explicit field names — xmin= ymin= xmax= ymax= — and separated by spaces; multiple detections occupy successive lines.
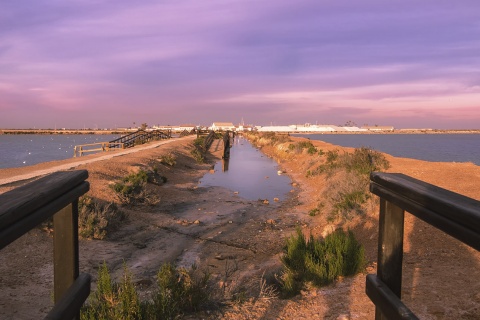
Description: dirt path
xmin=1 ymin=134 xmax=479 ymax=319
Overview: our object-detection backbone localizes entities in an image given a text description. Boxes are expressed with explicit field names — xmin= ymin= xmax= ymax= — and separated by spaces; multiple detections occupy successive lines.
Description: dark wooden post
xmin=53 ymin=201 xmax=80 ymax=305
xmin=376 ymin=198 xmax=405 ymax=320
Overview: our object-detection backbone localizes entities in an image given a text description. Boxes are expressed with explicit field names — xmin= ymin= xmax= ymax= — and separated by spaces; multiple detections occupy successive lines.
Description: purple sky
xmin=1 ymin=0 xmax=480 ymax=129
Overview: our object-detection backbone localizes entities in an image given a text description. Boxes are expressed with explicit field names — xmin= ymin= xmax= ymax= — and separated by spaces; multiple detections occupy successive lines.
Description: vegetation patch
xmin=307 ymin=147 xmax=390 ymax=222
xmin=78 ymin=195 xmax=125 ymax=239
xmin=81 ymin=262 xmax=230 ymax=319
xmin=159 ymin=153 xmax=176 ymax=167
xmin=248 ymin=132 xmax=292 ymax=146
xmin=111 ymin=169 xmax=161 ymax=206
xmin=279 ymin=228 xmax=365 ymax=297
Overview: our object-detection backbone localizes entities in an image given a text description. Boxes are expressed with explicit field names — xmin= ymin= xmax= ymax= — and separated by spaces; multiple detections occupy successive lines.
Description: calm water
xmin=293 ymin=134 xmax=480 ymax=165
xmin=199 ymin=137 xmax=293 ymax=202
xmin=0 ymin=134 xmax=121 ymax=169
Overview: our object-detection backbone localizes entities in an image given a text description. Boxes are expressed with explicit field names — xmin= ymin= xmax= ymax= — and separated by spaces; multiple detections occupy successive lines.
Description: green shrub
xmin=78 ymin=195 xmax=125 ymax=239
xmin=190 ymin=148 xmax=205 ymax=163
xmin=193 ymin=136 xmax=205 ymax=148
xmin=82 ymin=262 xmax=211 ymax=320
xmin=111 ymin=170 xmax=160 ymax=206
xmin=81 ymin=262 xmax=141 ymax=320
xmin=306 ymin=147 xmax=389 ymax=222
xmin=145 ymin=263 xmax=211 ymax=319
xmin=159 ymin=153 xmax=176 ymax=166
xmin=280 ymin=228 xmax=365 ymax=296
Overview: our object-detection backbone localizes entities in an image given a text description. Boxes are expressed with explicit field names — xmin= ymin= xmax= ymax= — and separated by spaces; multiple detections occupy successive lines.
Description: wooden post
xmin=53 ymin=201 xmax=80 ymax=307
xmin=376 ymin=198 xmax=405 ymax=320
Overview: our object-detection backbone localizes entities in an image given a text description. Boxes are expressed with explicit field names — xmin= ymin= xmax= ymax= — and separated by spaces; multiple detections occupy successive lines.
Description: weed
xmin=81 ymin=262 xmax=141 ymax=320
xmin=306 ymin=147 xmax=389 ymax=222
xmin=190 ymin=148 xmax=205 ymax=163
xmin=280 ymin=228 xmax=365 ymax=296
xmin=82 ymin=262 xmax=212 ymax=320
xmin=159 ymin=153 xmax=176 ymax=166
xmin=78 ymin=195 xmax=125 ymax=239
xmin=111 ymin=170 xmax=160 ymax=206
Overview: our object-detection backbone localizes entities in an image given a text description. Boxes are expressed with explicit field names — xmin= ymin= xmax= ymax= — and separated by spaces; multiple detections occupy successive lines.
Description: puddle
xmin=199 ymin=136 xmax=292 ymax=202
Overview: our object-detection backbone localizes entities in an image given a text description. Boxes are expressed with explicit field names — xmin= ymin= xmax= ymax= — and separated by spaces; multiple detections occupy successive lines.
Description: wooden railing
xmin=367 ymin=172 xmax=480 ymax=320
xmin=222 ymin=130 xmax=235 ymax=159
xmin=108 ymin=129 xmax=171 ymax=149
xmin=0 ymin=170 xmax=91 ymax=319
xmin=73 ymin=142 xmax=124 ymax=157
xmin=73 ymin=129 xmax=172 ymax=157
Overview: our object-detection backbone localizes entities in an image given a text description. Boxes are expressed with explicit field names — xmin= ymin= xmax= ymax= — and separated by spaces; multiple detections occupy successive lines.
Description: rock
xmin=336 ymin=314 xmax=350 ymax=320
xmin=193 ymin=220 xmax=200 ymax=224
xmin=292 ymin=182 xmax=297 ymax=187
xmin=266 ymin=219 xmax=275 ymax=225
xmin=263 ymin=199 xmax=269 ymax=204
xmin=228 ymin=220 xmax=233 ymax=224
xmin=427 ymin=305 xmax=445 ymax=316
xmin=273 ymin=197 xmax=279 ymax=201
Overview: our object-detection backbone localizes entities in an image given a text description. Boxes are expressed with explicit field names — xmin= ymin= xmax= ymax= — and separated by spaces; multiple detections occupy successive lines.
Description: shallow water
xmin=199 ymin=137 xmax=292 ymax=202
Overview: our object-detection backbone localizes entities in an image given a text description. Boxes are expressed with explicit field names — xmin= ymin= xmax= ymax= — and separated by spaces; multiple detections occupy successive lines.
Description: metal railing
xmin=0 ymin=170 xmax=91 ymax=319
xmin=367 ymin=172 xmax=480 ymax=320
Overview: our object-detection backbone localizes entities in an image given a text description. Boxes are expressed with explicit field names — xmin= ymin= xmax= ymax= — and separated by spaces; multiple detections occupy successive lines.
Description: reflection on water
xmin=199 ymin=136 xmax=292 ymax=202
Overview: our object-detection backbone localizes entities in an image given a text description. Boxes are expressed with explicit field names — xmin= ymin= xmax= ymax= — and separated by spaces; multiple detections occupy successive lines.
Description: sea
xmin=293 ymin=133 xmax=480 ymax=166
xmin=0 ymin=133 xmax=479 ymax=170
xmin=0 ymin=134 xmax=121 ymax=169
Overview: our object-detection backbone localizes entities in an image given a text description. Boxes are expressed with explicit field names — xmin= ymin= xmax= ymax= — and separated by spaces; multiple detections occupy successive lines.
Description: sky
xmin=1 ymin=0 xmax=480 ymax=130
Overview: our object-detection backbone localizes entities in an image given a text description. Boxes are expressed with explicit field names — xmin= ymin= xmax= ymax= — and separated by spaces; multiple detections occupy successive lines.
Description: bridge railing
xmin=109 ymin=129 xmax=171 ymax=149
xmin=367 ymin=172 xmax=480 ymax=320
xmin=0 ymin=170 xmax=91 ymax=320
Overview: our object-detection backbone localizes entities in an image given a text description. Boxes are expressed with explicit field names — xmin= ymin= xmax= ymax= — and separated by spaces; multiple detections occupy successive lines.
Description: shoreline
xmin=0 ymin=137 xmax=188 ymax=186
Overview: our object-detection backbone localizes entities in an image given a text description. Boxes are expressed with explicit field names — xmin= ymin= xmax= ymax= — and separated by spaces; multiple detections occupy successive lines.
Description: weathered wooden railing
xmin=203 ymin=130 xmax=216 ymax=152
xmin=222 ymin=130 xmax=235 ymax=159
xmin=0 ymin=170 xmax=91 ymax=319
xmin=367 ymin=172 xmax=480 ymax=320
xmin=73 ymin=142 xmax=124 ymax=157
xmin=109 ymin=129 xmax=171 ymax=149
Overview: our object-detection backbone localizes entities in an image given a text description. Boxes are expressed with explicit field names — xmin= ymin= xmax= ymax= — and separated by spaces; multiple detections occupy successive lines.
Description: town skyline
xmin=1 ymin=1 xmax=479 ymax=130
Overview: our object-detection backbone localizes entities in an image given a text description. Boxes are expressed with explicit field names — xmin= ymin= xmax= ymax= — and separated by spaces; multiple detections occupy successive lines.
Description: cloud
xmin=1 ymin=0 xmax=480 ymax=129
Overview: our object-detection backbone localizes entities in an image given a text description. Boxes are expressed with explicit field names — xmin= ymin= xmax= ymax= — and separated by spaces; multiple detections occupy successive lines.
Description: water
xmin=199 ymin=137 xmax=293 ymax=202
xmin=293 ymin=134 xmax=480 ymax=165
xmin=0 ymin=134 xmax=121 ymax=169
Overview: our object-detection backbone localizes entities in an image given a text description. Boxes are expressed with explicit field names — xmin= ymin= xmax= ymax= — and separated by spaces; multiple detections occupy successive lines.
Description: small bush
xmin=280 ymin=228 xmax=365 ymax=296
xmin=82 ymin=262 xmax=212 ymax=320
xmin=81 ymin=262 xmax=141 ymax=320
xmin=145 ymin=263 xmax=211 ymax=319
xmin=159 ymin=153 xmax=176 ymax=166
xmin=190 ymin=148 xmax=205 ymax=163
xmin=78 ymin=195 xmax=125 ymax=239
xmin=111 ymin=170 xmax=160 ymax=206
xmin=306 ymin=147 xmax=389 ymax=222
